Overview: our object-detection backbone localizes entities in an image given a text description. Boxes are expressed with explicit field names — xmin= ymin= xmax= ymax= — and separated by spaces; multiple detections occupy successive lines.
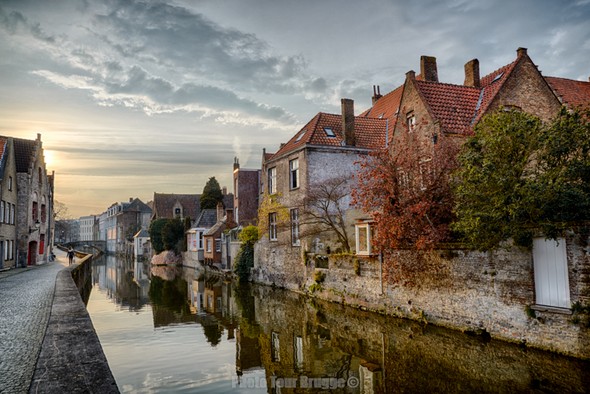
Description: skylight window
xmin=323 ymin=127 xmax=335 ymax=137
xmin=295 ymin=131 xmax=306 ymax=142
xmin=492 ymin=72 xmax=504 ymax=83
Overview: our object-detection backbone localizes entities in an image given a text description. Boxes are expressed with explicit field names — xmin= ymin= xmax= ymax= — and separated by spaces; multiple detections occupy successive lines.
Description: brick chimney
xmin=372 ymin=85 xmax=382 ymax=105
xmin=464 ymin=59 xmax=480 ymax=88
xmin=517 ymin=47 xmax=528 ymax=57
xmin=233 ymin=157 xmax=239 ymax=171
xmin=420 ymin=56 xmax=438 ymax=82
xmin=341 ymin=98 xmax=355 ymax=146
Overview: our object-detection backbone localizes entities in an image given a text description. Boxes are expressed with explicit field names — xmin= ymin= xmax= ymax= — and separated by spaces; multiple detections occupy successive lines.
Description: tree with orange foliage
xmin=353 ymin=129 xmax=459 ymax=252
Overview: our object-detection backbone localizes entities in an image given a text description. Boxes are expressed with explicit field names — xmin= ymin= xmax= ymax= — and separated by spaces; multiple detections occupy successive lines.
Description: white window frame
xmin=355 ymin=223 xmax=372 ymax=256
xmin=289 ymin=159 xmax=299 ymax=189
xmin=0 ymin=201 xmax=4 ymax=223
xmin=215 ymin=238 xmax=221 ymax=253
xmin=206 ymin=238 xmax=212 ymax=253
xmin=268 ymin=167 xmax=277 ymax=194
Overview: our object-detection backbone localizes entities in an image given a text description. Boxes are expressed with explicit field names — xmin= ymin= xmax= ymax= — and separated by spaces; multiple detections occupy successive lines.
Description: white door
xmin=533 ymin=237 xmax=570 ymax=308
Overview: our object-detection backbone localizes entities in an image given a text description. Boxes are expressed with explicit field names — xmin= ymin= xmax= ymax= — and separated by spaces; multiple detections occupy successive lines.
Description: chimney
xmin=216 ymin=202 xmax=224 ymax=221
xmin=129 ymin=197 xmax=133 ymax=203
xmin=233 ymin=157 xmax=239 ymax=171
xmin=225 ymin=208 xmax=235 ymax=227
xmin=464 ymin=59 xmax=480 ymax=88
xmin=517 ymin=47 xmax=528 ymax=57
xmin=420 ymin=56 xmax=438 ymax=82
xmin=372 ymin=85 xmax=382 ymax=105
xmin=341 ymin=98 xmax=355 ymax=146
xmin=222 ymin=186 xmax=227 ymax=195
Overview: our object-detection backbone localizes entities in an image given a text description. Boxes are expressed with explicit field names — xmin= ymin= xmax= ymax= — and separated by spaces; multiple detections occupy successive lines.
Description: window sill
xmin=530 ymin=304 xmax=572 ymax=315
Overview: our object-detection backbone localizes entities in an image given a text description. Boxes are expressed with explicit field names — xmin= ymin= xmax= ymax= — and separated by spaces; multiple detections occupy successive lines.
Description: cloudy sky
xmin=0 ymin=0 xmax=589 ymax=217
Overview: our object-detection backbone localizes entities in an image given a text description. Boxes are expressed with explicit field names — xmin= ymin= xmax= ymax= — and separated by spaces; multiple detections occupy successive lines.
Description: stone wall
xmin=253 ymin=232 xmax=590 ymax=359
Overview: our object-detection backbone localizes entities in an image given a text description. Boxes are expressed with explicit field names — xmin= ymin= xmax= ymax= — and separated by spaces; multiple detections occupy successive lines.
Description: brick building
xmin=251 ymin=48 xmax=590 ymax=358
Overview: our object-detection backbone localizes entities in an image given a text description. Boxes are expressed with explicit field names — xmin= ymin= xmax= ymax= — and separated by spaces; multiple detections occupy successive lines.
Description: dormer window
xmin=174 ymin=208 xmax=181 ymax=217
xmin=323 ymin=127 xmax=335 ymax=137
xmin=295 ymin=131 xmax=306 ymax=142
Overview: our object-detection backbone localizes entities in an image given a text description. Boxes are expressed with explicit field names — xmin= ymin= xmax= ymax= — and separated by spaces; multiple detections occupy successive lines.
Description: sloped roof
xmin=269 ymin=112 xmax=387 ymax=160
xmin=152 ymin=193 xmax=200 ymax=220
xmin=545 ymin=76 xmax=590 ymax=109
xmin=126 ymin=198 xmax=152 ymax=214
xmin=204 ymin=220 xmax=227 ymax=236
xmin=414 ymin=80 xmax=481 ymax=134
xmin=134 ymin=229 xmax=149 ymax=238
xmin=13 ymin=137 xmax=36 ymax=173
xmin=360 ymin=84 xmax=404 ymax=121
xmin=194 ymin=209 xmax=217 ymax=228
xmin=471 ymin=58 xmax=519 ymax=124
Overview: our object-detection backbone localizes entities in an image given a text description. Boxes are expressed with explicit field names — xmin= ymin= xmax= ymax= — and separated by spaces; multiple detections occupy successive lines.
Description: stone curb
xmin=29 ymin=256 xmax=119 ymax=393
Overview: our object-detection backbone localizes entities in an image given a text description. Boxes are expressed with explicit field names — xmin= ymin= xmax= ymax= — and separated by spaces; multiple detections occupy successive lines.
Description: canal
xmin=86 ymin=255 xmax=590 ymax=393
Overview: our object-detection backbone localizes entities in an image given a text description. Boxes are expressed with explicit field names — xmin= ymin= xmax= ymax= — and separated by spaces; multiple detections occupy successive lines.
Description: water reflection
xmin=88 ymin=255 xmax=590 ymax=393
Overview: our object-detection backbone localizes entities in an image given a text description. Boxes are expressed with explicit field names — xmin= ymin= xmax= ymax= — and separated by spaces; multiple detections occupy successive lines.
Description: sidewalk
xmin=0 ymin=251 xmax=66 ymax=393
xmin=0 ymin=249 xmax=118 ymax=393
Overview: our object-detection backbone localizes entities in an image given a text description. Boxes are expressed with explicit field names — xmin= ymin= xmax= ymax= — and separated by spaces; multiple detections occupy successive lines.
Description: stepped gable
xmin=545 ymin=76 xmax=590 ymax=110
xmin=270 ymin=112 xmax=387 ymax=160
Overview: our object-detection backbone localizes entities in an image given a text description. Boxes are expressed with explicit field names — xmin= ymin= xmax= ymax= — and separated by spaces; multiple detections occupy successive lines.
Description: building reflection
xmin=91 ymin=258 xmax=590 ymax=394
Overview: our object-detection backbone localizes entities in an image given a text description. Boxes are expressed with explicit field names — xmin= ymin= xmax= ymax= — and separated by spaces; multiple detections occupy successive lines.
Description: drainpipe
xmin=379 ymin=252 xmax=384 ymax=295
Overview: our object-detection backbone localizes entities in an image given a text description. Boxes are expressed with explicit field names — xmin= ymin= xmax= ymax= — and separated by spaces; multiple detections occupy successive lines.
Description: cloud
xmin=2 ymin=0 xmax=318 ymax=127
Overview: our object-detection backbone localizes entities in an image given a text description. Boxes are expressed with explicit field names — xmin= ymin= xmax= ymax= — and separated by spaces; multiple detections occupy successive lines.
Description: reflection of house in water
xmin=91 ymin=255 xmax=150 ymax=312
xmin=251 ymin=287 xmax=381 ymax=393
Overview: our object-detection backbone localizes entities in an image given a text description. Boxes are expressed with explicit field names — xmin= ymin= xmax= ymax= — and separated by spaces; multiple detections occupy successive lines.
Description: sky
xmin=0 ymin=0 xmax=589 ymax=218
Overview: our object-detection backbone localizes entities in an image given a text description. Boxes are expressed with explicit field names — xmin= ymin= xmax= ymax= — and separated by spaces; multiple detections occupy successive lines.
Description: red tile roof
xmin=414 ymin=80 xmax=481 ymax=134
xmin=269 ymin=112 xmax=388 ymax=160
xmin=360 ymin=84 xmax=404 ymax=121
xmin=545 ymin=76 xmax=590 ymax=109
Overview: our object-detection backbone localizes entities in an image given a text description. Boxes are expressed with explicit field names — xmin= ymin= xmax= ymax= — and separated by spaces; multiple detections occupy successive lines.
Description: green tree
xmin=200 ymin=177 xmax=224 ymax=209
xmin=234 ymin=225 xmax=259 ymax=282
xmin=162 ymin=218 xmax=185 ymax=254
xmin=452 ymin=108 xmax=590 ymax=250
xmin=149 ymin=219 xmax=168 ymax=254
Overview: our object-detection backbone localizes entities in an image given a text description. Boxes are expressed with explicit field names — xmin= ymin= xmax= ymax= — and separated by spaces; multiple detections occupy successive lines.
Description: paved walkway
xmin=0 ymin=251 xmax=67 ymax=393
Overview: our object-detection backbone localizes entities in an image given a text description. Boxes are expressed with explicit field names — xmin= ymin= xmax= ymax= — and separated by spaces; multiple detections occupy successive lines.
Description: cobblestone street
xmin=0 ymin=253 xmax=66 ymax=393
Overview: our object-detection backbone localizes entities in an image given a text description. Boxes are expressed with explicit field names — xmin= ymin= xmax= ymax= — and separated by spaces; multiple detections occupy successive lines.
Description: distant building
xmin=105 ymin=198 xmax=152 ymax=255
xmin=14 ymin=134 xmax=53 ymax=266
xmin=79 ymin=215 xmax=96 ymax=242
xmin=151 ymin=193 xmax=201 ymax=221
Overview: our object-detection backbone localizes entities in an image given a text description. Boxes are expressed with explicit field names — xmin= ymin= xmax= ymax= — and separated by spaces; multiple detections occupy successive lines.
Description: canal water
xmin=86 ymin=255 xmax=590 ymax=393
